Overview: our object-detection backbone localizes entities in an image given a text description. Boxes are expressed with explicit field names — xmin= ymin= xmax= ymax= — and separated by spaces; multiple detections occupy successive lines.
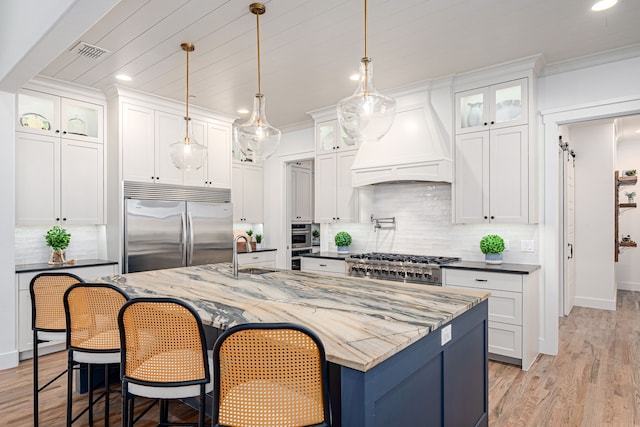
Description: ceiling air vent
xmin=69 ymin=41 xmax=110 ymax=59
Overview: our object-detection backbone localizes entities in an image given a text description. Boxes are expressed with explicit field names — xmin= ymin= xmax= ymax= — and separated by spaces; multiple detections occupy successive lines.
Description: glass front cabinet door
xmin=455 ymin=78 xmax=528 ymax=134
xmin=17 ymin=90 xmax=103 ymax=143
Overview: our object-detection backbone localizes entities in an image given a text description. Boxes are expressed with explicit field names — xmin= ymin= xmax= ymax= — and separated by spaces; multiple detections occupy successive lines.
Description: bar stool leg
xmin=67 ymin=352 xmax=74 ymax=426
xmin=88 ymin=364 xmax=94 ymax=426
xmin=33 ymin=331 xmax=39 ymax=427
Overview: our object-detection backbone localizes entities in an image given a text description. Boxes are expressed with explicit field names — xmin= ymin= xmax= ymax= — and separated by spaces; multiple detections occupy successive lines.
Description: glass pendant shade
xmin=236 ymin=93 xmax=281 ymax=162
xmin=170 ymin=118 xmax=206 ymax=171
xmin=337 ymin=57 xmax=396 ymax=144
xmin=170 ymin=42 xmax=207 ymax=171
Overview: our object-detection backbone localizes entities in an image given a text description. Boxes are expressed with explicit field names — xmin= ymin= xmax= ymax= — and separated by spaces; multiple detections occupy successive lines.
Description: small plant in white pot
xmin=480 ymin=234 xmax=505 ymax=265
xmin=255 ymin=234 xmax=263 ymax=249
xmin=625 ymin=191 xmax=636 ymax=203
xmin=334 ymin=231 xmax=352 ymax=253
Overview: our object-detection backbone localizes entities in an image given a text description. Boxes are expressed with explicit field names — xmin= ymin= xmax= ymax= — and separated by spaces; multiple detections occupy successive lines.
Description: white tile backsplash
xmin=15 ymin=225 xmax=104 ymax=264
xmin=326 ymin=182 xmax=539 ymax=264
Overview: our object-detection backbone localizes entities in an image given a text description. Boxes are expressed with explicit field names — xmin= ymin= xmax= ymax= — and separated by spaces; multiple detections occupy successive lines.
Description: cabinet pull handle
xmin=475 ymin=279 xmax=488 ymax=282
xmin=252 ymin=256 xmax=259 ymax=260
xmin=320 ymin=264 xmax=327 ymax=267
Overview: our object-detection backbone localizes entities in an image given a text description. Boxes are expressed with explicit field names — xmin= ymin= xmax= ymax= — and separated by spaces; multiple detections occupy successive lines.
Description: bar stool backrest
xmin=64 ymin=283 xmax=129 ymax=352
xmin=212 ymin=323 xmax=332 ymax=427
xmin=30 ymin=272 xmax=84 ymax=332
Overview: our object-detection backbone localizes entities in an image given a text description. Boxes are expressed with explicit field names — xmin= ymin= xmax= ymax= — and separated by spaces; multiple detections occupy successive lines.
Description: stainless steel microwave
xmin=291 ymin=224 xmax=311 ymax=248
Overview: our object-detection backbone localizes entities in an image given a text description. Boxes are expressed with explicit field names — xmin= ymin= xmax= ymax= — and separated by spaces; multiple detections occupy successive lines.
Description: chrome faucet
xmin=233 ymin=234 xmax=252 ymax=278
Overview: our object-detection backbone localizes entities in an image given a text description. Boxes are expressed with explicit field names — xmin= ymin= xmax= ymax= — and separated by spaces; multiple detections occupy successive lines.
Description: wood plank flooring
xmin=2 ymin=290 xmax=639 ymax=426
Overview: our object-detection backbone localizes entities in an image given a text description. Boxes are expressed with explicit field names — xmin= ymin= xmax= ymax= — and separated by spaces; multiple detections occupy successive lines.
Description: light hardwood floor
xmin=2 ymin=290 xmax=639 ymax=426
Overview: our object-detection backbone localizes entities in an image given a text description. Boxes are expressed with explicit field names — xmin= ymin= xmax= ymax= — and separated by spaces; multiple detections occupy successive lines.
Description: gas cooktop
xmin=348 ymin=252 xmax=460 ymax=265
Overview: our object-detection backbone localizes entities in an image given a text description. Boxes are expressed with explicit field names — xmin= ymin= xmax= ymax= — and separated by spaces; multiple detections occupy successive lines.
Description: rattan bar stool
xmin=118 ymin=297 xmax=213 ymax=427
xmin=30 ymin=272 xmax=84 ymax=427
xmin=212 ymin=323 xmax=332 ymax=427
xmin=64 ymin=283 xmax=129 ymax=426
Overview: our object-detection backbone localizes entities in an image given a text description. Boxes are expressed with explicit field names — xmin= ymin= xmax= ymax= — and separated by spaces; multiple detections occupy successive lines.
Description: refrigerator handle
xmin=181 ymin=212 xmax=187 ymax=266
xmin=188 ymin=211 xmax=194 ymax=265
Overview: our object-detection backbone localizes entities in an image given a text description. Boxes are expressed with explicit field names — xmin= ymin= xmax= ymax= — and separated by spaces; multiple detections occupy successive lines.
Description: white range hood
xmin=350 ymin=92 xmax=452 ymax=187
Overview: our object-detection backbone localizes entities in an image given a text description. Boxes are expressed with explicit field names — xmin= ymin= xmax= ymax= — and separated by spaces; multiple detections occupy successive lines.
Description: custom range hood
xmin=350 ymin=90 xmax=452 ymax=187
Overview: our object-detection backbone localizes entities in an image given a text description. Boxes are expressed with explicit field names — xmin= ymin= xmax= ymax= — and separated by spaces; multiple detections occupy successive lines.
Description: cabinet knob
xmin=490 ymin=121 xmax=495 ymax=125
xmin=336 ymin=217 xmax=340 ymax=220
xmin=490 ymin=216 xmax=495 ymax=219
xmin=151 ymin=176 xmax=154 ymax=180
xmin=62 ymin=218 xmax=67 ymax=221
xmin=483 ymin=122 xmax=488 ymax=126
xmin=63 ymin=131 xmax=67 ymax=134
xmin=156 ymin=177 xmax=160 ymax=180
xmin=56 ymin=217 xmax=60 ymax=221
xmin=55 ymin=130 xmax=60 ymax=134
xmin=484 ymin=216 xmax=488 ymax=219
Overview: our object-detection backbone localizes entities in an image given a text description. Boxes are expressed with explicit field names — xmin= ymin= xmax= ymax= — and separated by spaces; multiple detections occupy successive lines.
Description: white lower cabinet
xmin=300 ymin=257 xmax=346 ymax=276
xmin=237 ymin=251 xmax=276 ymax=268
xmin=442 ymin=268 xmax=539 ymax=370
xmin=16 ymin=264 xmax=118 ymax=360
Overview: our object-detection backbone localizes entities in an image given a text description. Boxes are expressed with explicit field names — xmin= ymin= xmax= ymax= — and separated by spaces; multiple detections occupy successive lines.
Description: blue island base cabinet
xmin=328 ymin=300 xmax=488 ymax=427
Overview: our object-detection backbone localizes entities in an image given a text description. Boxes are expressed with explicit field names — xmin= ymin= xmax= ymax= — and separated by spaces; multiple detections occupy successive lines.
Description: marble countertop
xmin=442 ymin=260 xmax=541 ymax=274
xmin=16 ymin=259 xmax=118 ymax=274
xmin=96 ymin=263 xmax=488 ymax=372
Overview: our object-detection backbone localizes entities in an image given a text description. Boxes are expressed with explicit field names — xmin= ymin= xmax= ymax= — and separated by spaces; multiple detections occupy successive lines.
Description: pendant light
xmin=235 ymin=3 xmax=281 ymax=162
xmin=169 ymin=43 xmax=207 ymax=171
xmin=337 ymin=0 xmax=396 ymax=145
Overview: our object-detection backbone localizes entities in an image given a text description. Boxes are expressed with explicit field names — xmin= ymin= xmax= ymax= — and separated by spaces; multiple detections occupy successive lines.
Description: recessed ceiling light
xmin=115 ymin=74 xmax=132 ymax=81
xmin=635 ymin=129 xmax=640 ymax=134
xmin=349 ymin=74 xmax=360 ymax=81
xmin=591 ymin=0 xmax=617 ymax=11
xmin=237 ymin=108 xmax=250 ymax=114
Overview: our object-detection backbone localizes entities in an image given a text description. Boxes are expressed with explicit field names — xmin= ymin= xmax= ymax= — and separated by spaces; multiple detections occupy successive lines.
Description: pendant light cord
xmin=185 ymin=47 xmax=190 ymax=138
xmin=364 ymin=0 xmax=368 ymax=59
xmin=363 ymin=0 xmax=370 ymax=93
xmin=256 ymin=11 xmax=262 ymax=95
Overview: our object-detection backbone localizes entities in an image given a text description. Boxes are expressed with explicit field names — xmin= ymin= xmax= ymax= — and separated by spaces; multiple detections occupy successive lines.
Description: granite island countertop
xmin=97 ymin=263 xmax=489 ymax=372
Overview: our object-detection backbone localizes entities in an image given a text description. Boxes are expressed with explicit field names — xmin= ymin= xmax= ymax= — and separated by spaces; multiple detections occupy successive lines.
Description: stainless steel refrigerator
xmin=123 ymin=182 xmax=233 ymax=273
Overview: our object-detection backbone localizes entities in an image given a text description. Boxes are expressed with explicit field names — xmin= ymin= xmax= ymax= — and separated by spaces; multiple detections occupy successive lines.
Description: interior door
xmin=562 ymin=146 xmax=576 ymax=316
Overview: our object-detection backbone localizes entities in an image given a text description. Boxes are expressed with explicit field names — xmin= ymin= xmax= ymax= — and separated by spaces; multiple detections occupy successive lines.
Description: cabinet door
xmin=314 ymin=154 xmax=337 ymax=222
xmin=490 ymin=78 xmax=528 ymax=129
xmin=155 ymin=110 xmax=184 ymax=185
xmin=335 ymin=151 xmax=358 ymax=222
xmin=292 ymin=167 xmax=313 ymax=222
xmin=316 ymin=120 xmax=337 ymax=153
xmin=205 ymin=121 xmax=232 ymax=189
xmin=455 ymin=87 xmax=490 ymax=134
xmin=232 ymin=163 xmax=243 ymax=222
xmin=455 ymin=132 xmax=489 ymax=223
xmin=61 ymin=140 xmax=104 ymax=224
xmin=489 ymin=125 xmax=528 ymax=223
xmin=122 ymin=103 xmax=155 ymax=183
xmin=60 ymin=97 xmax=103 ymax=143
xmin=242 ymin=165 xmax=264 ymax=223
xmin=17 ymin=90 xmax=61 ymax=138
xmin=15 ymin=133 xmax=60 ymax=225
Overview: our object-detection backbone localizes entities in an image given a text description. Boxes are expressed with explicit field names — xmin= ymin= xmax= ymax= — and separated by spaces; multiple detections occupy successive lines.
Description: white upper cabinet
xmin=315 ymin=150 xmax=358 ymax=223
xmin=17 ymin=89 xmax=103 ymax=144
xmin=315 ymin=119 xmax=357 ymax=154
xmin=118 ymin=93 xmax=233 ymax=188
xmin=232 ymin=161 xmax=263 ymax=223
xmin=15 ymin=86 xmax=105 ymax=225
xmin=455 ymin=78 xmax=528 ymax=134
xmin=291 ymin=162 xmax=313 ymax=223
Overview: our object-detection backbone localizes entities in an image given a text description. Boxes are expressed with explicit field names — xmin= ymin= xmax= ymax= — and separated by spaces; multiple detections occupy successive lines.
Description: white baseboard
xmin=574 ymin=296 xmax=616 ymax=311
xmin=0 ymin=350 xmax=19 ymax=371
xmin=618 ymin=281 xmax=640 ymax=292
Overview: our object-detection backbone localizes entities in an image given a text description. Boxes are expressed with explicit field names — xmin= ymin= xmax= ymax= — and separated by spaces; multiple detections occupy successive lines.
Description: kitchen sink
xmin=237 ymin=267 xmax=278 ymax=275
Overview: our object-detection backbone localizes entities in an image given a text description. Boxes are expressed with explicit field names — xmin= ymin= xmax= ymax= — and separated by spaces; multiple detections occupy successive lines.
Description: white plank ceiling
xmin=39 ymin=0 xmax=640 ymax=128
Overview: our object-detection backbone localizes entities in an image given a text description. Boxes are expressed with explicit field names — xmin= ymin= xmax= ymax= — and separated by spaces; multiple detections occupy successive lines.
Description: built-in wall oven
xmin=291 ymin=247 xmax=313 ymax=270
xmin=291 ymin=224 xmax=312 ymax=248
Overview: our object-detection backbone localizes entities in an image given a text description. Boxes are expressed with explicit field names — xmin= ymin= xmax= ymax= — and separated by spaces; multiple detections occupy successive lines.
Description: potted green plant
xmin=334 ymin=231 xmax=352 ymax=253
xmin=312 ymin=229 xmax=320 ymax=245
xmin=45 ymin=225 xmax=71 ymax=265
xmin=625 ymin=191 xmax=636 ymax=203
xmin=255 ymin=234 xmax=263 ymax=249
xmin=625 ymin=169 xmax=637 ymax=176
xmin=245 ymin=229 xmax=253 ymax=241
xmin=480 ymin=234 xmax=505 ymax=265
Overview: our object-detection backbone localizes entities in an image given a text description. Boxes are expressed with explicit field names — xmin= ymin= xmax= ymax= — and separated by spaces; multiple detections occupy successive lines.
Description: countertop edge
xmin=442 ymin=261 xmax=541 ymax=274
xmin=16 ymin=259 xmax=118 ymax=274
xmin=300 ymin=252 xmax=354 ymax=260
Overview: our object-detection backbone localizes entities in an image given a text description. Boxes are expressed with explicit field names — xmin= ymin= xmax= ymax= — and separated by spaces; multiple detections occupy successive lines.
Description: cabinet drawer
xmin=488 ymin=322 xmax=522 ymax=359
xmin=300 ymin=258 xmax=346 ymax=275
xmin=443 ymin=269 xmax=522 ymax=293
xmin=446 ymin=284 xmax=522 ymax=326
xmin=238 ymin=251 xmax=276 ymax=265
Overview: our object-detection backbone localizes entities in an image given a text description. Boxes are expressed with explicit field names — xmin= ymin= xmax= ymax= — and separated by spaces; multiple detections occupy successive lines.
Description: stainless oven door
xmin=291 ymin=248 xmax=312 ymax=270
xmin=291 ymin=224 xmax=311 ymax=248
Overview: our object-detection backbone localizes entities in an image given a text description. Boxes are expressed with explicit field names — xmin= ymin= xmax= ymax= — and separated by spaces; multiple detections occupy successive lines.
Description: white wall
xmin=568 ymin=121 xmax=616 ymax=310
xmin=15 ymin=226 xmax=107 ymax=265
xmin=0 ymin=91 xmax=17 ymax=369
xmin=616 ymin=136 xmax=640 ymax=291
xmin=263 ymin=126 xmax=315 ymax=268
xmin=539 ymin=53 xmax=640 ymax=355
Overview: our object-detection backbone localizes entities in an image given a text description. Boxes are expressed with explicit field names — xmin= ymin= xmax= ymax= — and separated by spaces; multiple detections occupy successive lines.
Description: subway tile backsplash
xmin=327 ymin=182 xmax=539 ymax=264
xmin=15 ymin=225 xmax=103 ymax=265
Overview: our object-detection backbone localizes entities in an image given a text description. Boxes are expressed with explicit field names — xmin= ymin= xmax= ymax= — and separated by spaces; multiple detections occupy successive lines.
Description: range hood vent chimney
xmin=350 ymin=90 xmax=452 ymax=186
